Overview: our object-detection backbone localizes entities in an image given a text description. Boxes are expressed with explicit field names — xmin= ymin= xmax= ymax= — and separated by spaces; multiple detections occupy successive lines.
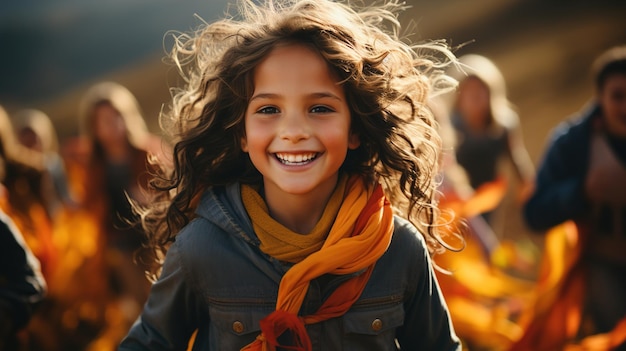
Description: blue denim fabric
xmin=119 ymin=183 xmax=461 ymax=350
xmin=523 ymin=104 xmax=596 ymax=231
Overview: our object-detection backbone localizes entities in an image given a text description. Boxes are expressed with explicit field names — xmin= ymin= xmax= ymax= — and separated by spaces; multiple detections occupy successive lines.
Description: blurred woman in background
xmin=447 ymin=54 xmax=535 ymax=225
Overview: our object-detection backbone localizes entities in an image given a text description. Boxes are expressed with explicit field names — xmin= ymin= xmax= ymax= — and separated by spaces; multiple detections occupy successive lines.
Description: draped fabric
xmin=435 ymin=176 xmax=535 ymax=350
xmin=241 ymin=176 xmax=346 ymax=263
xmin=241 ymin=175 xmax=394 ymax=351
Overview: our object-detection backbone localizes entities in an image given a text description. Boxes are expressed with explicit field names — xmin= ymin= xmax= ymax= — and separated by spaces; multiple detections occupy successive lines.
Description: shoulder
xmin=550 ymin=104 xmax=596 ymax=145
xmin=496 ymin=108 xmax=520 ymax=131
xmin=370 ymin=216 xmax=433 ymax=295
xmin=392 ymin=216 xmax=427 ymax=245
xmin=386 ymin=216 xmax=430 ymax=264
xmin=172 ymin=216 xmax=223 ymax=257
xmin=162 ymin=216 xmax=229 ymax=284
xmin=170 ymin=186 xmax=255 ymax=265
xmin=0 ymin=210 xmax=21 ymax=250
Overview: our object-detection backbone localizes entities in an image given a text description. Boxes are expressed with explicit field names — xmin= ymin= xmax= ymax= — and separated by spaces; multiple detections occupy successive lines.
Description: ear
xmin=240 ymin=137 xmax=249 ymax=152
xmin=348 ymin=132 xmax=360 ymax=150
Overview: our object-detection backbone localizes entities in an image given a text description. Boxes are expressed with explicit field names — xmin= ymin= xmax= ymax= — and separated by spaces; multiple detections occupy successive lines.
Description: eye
xmin=257 ymin=106 xmax=279 ymax=114
xmin=310 ymin=105 xmax=334 ymax=113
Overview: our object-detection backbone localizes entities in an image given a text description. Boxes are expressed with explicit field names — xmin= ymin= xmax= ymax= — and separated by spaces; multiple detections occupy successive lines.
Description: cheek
xmin=324 ymin=128 xmax=354 ymax=152
xmin=602 ymin=95 xmax=626 ymax=118
xmin=461 ymin=93 xmax=488 ymax=110
xmin=95 ymin=116 xmax=125 ymax=138
xmin=241 ymin=124 xmax=272 ymax=157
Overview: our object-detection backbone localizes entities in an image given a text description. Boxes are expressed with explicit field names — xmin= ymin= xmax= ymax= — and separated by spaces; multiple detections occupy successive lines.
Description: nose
xmin=279 ymin=111 xmax=310 ymax=143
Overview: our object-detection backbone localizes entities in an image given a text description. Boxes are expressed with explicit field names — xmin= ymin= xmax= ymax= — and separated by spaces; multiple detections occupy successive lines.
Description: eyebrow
xmin=249 ymin=92 xmax=343 ymax=102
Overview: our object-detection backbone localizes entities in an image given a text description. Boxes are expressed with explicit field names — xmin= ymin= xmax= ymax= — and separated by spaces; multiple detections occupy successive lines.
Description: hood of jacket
xmin=195 ymin=182 xmax=260 ymax=247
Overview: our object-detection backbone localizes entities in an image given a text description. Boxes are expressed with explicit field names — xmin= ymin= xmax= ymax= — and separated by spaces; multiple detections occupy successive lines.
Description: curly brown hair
xmin=137 ymin=0 xmax=458 ymax=278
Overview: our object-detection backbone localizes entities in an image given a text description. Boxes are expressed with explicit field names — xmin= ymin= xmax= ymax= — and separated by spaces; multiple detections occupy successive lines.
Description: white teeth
xmin=275 ymin=152 xmax=317 ymax=164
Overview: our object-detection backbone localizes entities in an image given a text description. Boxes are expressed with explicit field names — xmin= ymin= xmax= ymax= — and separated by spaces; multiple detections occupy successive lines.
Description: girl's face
xmin=17 ymin=128 xmax=42 ymax=152
xmin=92 ymin=103 xmax=127 ymax=147
xmin=242 ymin=43 xmax=360 ymax=200
xmin=457 ymin=76 xmax=490 ymax=126
xmin=599 ymin=73 xmax=626 ymax=138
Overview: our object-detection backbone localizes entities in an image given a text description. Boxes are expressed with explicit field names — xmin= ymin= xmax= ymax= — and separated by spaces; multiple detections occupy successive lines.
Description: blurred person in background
xmin=0 ymin=105 xmax=57 ymax=281
xmin=12 ymin=109 xmax=77 ymax=218
xmin=8 ymin=107 xmax=105 ymax=351
xmin=57 ymin=81 xmax=170 ymax=350
xmin=0 ymin=208 xmax=47 ymax=351
xmin=431 ymin=96 xmax=534 ymax=351
xmin=0 ymin=104 xmax=49 ymax=351
xmin=446 ymin=54 xmax=535 ymax=226
xmin=518 ymin=45 xmax=626 ymax=350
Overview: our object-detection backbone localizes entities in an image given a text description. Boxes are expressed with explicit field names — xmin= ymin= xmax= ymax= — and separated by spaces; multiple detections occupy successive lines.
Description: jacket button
xmin=232 ymin=321 xmax=245 ymax=333
xmin=371 ymin=318 xmax=383 ymax=332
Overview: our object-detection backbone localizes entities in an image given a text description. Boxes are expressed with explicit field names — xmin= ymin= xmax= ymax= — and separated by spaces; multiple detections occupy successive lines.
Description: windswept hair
xmin=139 ymin=0 xmax=458 ymax=276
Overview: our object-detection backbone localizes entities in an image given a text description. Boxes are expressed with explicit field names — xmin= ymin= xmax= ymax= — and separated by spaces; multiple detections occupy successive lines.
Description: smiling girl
xmin=119 ymin=0 xmax=461 ymax=350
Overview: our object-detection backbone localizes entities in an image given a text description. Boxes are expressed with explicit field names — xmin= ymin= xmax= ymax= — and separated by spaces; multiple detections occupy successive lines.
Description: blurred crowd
xmin=432 ymin=46 xmax=626 ymax=351
xmin=1 ymin=45 xmax=625 ymax=351
xmin=0 ymin=81 xmax=170 ymax=351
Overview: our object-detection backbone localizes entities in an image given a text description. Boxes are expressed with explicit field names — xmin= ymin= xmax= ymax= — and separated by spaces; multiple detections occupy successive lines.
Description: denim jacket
xmin=119 ymin=183 xmax=461 ymax=350
xmin=523 ymin=105 xmax=595 ymax=231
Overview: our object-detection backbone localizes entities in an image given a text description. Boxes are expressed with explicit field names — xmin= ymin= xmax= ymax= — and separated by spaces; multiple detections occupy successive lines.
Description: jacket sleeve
xmin=523 ymin=120 xmax=590 ymax=231
xmin=118 ymin=231 xmax=202 ymax=351
xmin=394 ymin=219 xmax=462 ymax=351
xmin=0 ymin=210 xmax=47 ymax=335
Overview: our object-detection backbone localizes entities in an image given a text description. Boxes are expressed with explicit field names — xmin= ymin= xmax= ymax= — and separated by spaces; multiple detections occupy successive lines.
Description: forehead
xmin=254 ymin=43 xmax=339 ymax=82
xmin=600 ymin=73 xmax=626 ymax=92
xmin=248 ymin=43 xmax=346 ymax=103
xmin=459 ymin=76 xmax=488 ymax=90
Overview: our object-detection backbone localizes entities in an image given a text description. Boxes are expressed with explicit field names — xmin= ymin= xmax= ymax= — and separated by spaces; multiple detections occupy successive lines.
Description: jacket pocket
xmin=209 ymin=305 xmax=272 ymax=349
xmin=341 ymin=302 xmax=404 ymax=350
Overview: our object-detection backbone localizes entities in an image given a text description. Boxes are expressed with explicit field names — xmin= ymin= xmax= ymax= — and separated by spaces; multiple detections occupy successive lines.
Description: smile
xmin=274 ymin=152 xmax=319 ymax=165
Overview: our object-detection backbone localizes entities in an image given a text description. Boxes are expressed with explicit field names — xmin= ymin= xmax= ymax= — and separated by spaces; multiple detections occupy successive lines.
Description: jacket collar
xmin=195 ymin=183 xmax=260 ymax=247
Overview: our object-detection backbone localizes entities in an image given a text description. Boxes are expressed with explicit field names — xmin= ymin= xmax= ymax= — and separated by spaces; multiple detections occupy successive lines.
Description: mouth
xmin=274 ymin=152 xmax=320 ymax=166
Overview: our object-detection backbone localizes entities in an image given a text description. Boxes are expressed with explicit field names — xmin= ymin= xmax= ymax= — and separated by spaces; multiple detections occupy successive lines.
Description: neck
xmin=263 ymin=178 xmax=338 ymax=234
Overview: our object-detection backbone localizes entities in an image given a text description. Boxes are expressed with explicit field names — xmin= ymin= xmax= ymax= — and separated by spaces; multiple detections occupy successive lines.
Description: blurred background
xmin=2 ymin=0 xmax=626 ymax=241
xmin=0 ymin=0 xmax=624 ymax=154
xmin=1 ymin=0 xmax=626 ymax=349
xmin=0 ymin=0 xmax=230 ymax=138
xmin=2 ymin=0 xmax=626 ymax=149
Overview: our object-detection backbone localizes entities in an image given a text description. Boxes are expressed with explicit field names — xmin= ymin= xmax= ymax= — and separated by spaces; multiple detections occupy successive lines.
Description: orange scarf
xmin=241 ymin=176 xmax=394 ymax=351
xmin=241 ymin=176 xmax=346 ymax=263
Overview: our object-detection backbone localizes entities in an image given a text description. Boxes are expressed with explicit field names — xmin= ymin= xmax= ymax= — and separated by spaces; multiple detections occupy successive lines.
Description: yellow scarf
xmin=241 ymin=176 xmax=346 ymax=263
xmin=241 ymin=175 xmax=394 ymax=351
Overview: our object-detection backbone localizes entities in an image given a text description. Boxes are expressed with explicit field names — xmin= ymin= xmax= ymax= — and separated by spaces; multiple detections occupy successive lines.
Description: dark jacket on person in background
xmin=0 ymin=209 xmax=47 ymax=347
